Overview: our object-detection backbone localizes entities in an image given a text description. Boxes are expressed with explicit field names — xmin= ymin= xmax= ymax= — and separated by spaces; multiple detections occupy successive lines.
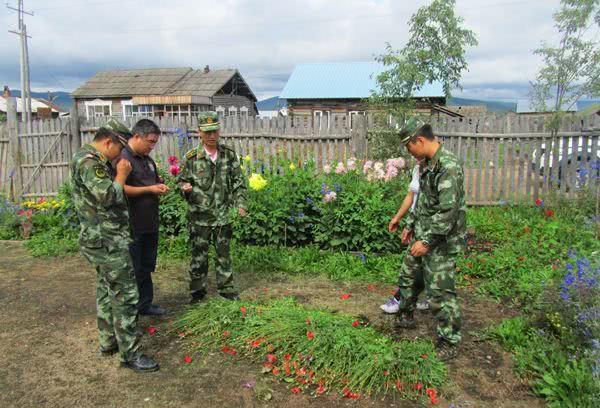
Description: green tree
xmin=530 ymin=0 xmax=600 ymax=130
xmin=368 ymin=0 xmax=477 ymax=158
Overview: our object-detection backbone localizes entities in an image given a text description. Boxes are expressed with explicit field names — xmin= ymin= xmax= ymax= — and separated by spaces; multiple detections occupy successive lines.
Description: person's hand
xmin=410 ymin=241 xmax=429 ymax=257
xmin=401 ymin=228 xmax=413 ymax=245
xmin=116 ymin=159 xmax=132 ymax=177
xmin=181 ymin=183 xmax=192 ymax=193
xmin=238 ymin=208 xmax=248 ymax=217
xmin=150 ymin=184 xmax=170 ymax=195
xmin=388 ymin=216 xmax=400 ymax=233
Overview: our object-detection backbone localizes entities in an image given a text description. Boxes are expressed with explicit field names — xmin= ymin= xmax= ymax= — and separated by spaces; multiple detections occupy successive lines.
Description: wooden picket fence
xmin=1 ymin=96 xmax=599 ymax=206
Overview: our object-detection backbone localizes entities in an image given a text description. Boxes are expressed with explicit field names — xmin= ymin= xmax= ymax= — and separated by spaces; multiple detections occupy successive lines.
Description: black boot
xmin=98 ymin=346 xmax=118 ymax=357
xmin=190 ymin=290 xmax=207 ymax=305
xmin=121 ymin=354 xmax=159 ymax=372
xmin=394 ymin=312 xmax=416 ymax=329
xmin=218 ymin=292 xmax=240 ymax=301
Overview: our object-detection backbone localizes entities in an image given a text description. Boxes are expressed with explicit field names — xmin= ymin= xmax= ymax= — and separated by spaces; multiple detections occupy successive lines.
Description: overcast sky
xmin=1 ymin=0 xmax=565 ymax=101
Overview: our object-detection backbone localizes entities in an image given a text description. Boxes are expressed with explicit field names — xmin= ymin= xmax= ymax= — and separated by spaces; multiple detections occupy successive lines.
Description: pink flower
xmin=384 ymin=165 xmax=398 ymax=181
xmin=147 ymin=327 xmax=157 ymax=335
xmin=306 ymin=331 xmax=314 ymax=340
xmin=169 ymin=164 xmax=180 ymax=176
xmin=168 ymin=155 xmax=179 ymax=165
xmin=346 ymin=158 xmax=357 ymax=171
xmin=362 ymin=161 xmax=373 ymax=174
xmin=291 ymin=387 xmax=301 ymax=394
xmin=322 ymin=191 xmax=337 ymax=203
xmin=184 ymin=355 xmax=192 ymax=364
xmin=335 ymin=162 xmax=346 ymax=174
xmin=323 ymin=164 xmax=331 ymax=174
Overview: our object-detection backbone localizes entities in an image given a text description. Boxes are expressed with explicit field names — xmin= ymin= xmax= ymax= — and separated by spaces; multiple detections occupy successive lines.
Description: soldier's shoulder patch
xmin=185 ymin=147 xmax=198 ymax=160
xmin=94 ymin=165 xmax=108 ymax=179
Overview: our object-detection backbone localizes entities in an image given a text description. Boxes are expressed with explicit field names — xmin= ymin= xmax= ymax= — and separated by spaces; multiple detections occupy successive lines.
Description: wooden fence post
xmin=70 ymin=101 xmax=81 ymax=155
xmin=352 ymin=115 xmax=367 ymax=159
xmin=7 ymin=97 xmax=23 ymax=202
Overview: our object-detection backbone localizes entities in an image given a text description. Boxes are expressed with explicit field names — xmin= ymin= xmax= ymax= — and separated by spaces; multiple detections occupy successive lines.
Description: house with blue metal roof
xmin=280 ymin=62 xmax=450 ymax=128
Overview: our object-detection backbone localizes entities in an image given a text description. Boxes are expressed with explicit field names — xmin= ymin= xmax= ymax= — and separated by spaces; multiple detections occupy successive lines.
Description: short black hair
xmin=132 ymin=119 xmax=161 ymax=138
xmin=94 ymin=128 xmax=124 ymax=145
xmin=409 ymin=124 xmax=434 ymax=143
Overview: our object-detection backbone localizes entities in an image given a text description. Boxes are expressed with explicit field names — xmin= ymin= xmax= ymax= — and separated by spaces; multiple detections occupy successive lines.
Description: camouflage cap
xmin=198 ymin=111 xmax=220 ymax=132
xmin=399 ymin=117 xmax=425 ymax=145
xmin=99 ymin=119 xmax=132 ymax=146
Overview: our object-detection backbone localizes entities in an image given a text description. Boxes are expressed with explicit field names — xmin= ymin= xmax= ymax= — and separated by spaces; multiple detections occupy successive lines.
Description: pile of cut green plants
xmin=172 ymin=297 xmax=446 ymax=403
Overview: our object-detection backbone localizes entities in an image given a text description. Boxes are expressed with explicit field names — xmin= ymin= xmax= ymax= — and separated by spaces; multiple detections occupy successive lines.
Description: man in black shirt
xmin=121 ymin=119 xmax=169 ymax=316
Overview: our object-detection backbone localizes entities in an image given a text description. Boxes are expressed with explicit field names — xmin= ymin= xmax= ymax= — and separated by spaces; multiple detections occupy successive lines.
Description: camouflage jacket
xmin=178 ymin=143 xmax=247 ymax=226
xmin=405 ymin=146 xmax=466 ymax=254
xmin=70 ymin=144 xmax=131 ymax=250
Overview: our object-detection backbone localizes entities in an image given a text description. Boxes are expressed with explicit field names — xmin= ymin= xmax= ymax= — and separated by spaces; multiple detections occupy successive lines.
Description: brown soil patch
xmin=0 ymin=241 xmax=544 ymax=408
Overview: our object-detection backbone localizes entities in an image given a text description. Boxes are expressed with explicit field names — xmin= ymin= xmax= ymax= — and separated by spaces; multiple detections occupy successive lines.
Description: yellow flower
xmin=289 ymin=163 xmax=296 ymax=171
xmin=243 ymin=155 xmax=251 ymax=163
xmin=248 ymin=173 xmax=268 ymax=191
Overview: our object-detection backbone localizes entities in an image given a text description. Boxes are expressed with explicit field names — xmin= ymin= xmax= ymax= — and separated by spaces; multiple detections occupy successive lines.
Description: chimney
xmin=203 ymin=65 xmax=210 ymax=74
xmin=3 ymin=86 xmax=10 ymax=97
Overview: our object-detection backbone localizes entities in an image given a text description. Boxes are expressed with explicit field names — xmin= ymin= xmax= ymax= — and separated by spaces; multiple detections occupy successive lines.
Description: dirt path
xmin=0 ymin=241 xmax=544 ymax=408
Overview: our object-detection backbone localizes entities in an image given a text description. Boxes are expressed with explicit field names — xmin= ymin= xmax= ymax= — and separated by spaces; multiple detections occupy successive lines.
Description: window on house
xmin=240 ymin=106 xmax=249 ymax=117
xmin=349 ymin=110 xmax=365 ymax=130
xmin=84 ymin=99 xmax=112 ymax=119
xmin=313 ymin=110 xmax=331 ymax=129
xmin=165 ymin=105 xmax=191 ymax=117
xmin=124 ymin=104 xmax=154 ymax=118
xmin=216 ymin=106 xmax=225 ymax=118
xmin=228 ymin=106 xmax=238 ymax=117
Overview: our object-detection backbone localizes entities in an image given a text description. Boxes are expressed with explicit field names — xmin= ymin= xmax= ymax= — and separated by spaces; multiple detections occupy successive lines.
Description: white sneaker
xmin=380 ymin=297 xmax=400 ymax=314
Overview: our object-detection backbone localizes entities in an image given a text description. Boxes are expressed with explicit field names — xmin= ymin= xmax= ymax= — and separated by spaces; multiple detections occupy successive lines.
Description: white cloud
xmin=1 ymin=0 xmax=564 ymax=101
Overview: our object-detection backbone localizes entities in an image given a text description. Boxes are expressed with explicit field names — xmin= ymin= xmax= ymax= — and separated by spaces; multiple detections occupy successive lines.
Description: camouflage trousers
xmin=397 ymin=245 xmax=462 ymax=345
xmin=81 ymin=244 xmax=140 ymax=362
xmin=189 ymin=224 xmax=236 ymax=295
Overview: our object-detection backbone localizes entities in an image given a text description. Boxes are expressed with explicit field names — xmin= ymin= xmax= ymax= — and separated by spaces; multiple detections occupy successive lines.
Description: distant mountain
xmin=257 ymin=96 xmax=287 ymax=111
xmin=8 ymin=90 xmax=72 ymax=111
xmin=448 ymin=97 xmax=516 ymax=113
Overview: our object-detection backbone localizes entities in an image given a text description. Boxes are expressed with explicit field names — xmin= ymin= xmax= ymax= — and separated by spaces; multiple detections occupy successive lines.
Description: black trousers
xmin=129 ymin=231 xmax=159 ymax=312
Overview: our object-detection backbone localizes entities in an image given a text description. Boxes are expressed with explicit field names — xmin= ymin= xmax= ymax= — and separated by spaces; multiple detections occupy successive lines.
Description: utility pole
xmin=7 ymin=0 xmax=34 ymax=132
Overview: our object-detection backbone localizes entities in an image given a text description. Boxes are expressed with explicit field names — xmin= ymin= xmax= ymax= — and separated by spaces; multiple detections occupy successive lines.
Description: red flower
xmin=367 ymin=284 xmax=377 ymax=291
xmin=340 ymin=293 xmax=351 ymax=300
xmin=222 ymin=330 xmax=231 ymax=337
xmin=178 ymin=332 xmax=186 ymax=338
xmin=266 ymin=354 xmax=277 ymax=363
xmin=535 ymin=198 xmax=542 ymax=206
xmin=147 ymin=327 xmax=157 ymax=335
xmin=383 ymin=370 xmax=389 ymax=377
xmin=306 ymin=331 xmax=314 ymax=340
xmin=426 ymin=388 xmax=439 ymax=405
xmin=352 ymin=320 xmax=360 ymax=327
xmin=291 ymin=387 xmax=301 ymax=394
xmin=395 ymin=380 xmax=403 ymax=390
xmin=284 ymin=353 xmax=291 ymax=361
xmin=169 ymin=165 xmax=180 ymax=176
xmin=421 ymin=354 xmax=428 ymax=359
xmin=316 ymin=383 xmax=326 ymax=395
xmin=342 ymin=388 xmax=360 ymax=399
xmin=545 ymin=209 xmax=554 ymax=217
xmin=168 ymin=155 xmax=179 ymax=165
xmin=221 ymin=346 xmax=237 ymax=355
xmin=298 ymin=367 xmax=307 ymax=376
xmin=272 ymin=367 xmax=280 ymax=375
xmin=251 ymin=340 xmax=262 ymax=348
xmin=240 ymin=306 xmax=247 ymax=314
xmin=414 ymin=383 xmax=423 ymax=391
xmin=184 ymin=355 xmax=192 ymax=364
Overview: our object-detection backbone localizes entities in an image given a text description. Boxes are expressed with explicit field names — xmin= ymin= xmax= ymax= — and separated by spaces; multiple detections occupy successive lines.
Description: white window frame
xmin=240 ymin=106 xmax=249 ymax=117
xmin=216 ymin=106 xmax=225 ymax=118
xmin=228 ymin=106 xmax=238 ymax=117
xmin=84 ymin=99 xmax=112 ymax=119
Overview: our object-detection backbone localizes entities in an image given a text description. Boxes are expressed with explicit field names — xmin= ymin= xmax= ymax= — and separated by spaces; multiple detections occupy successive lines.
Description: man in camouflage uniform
xmin=178 ymin=112 xmax=248 ymax=303
xmin=395 ymin=119 xmax=466 ymax=361
xmin=70 ymin=119 xmax=159 ymax=371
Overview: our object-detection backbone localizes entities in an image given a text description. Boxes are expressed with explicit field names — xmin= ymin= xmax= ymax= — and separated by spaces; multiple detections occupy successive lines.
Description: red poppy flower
xmin=147 ymin=327 xmax=157 ymax=335
xmin=222 ymin=330 xmax=230 ymax=337
xmin=240 ymin=306 xmax=247 ymax=314
xmin=342 ymin=388 xmax=360 ymax=399
xmin=414 ymin=383 xmax=423 ymax=391
xmin=426 ymin=388 xmax=439 ymax=405
xmin=221 ymin=346 xmax=237 ymax=355
xmin=352 ymin=320 xmax=360 ymax=327
xmin=178 ymin=332 xmax=186 ymax=338
xmin=284 ymin=361 xmax=291 ymax=376
xmin=251 ymin=340 xmax=262 ymax=348
xmin=535 ymin=198 xmax=542 ymax=206
xmin=340 ymin=293 xmax=351 ymax=300
xmin=545 ymin=209 xmax=554 ymax=217
xmin=395 ymin=380 xmax=403 ymax=390
xmin=306 ymin=331 xmax=314 ymax=340
xmin=284 ymin=353 xmax=291 ymax=361
xmin=291 ymin=387 xmax=301 ymax=394
xmin=298 ymin=367 xmax=307 ymax=376
xmin=316 ymin=383 xmax=326 ymax=395
xmin=272 ymin=367 xmax=280 ymax=375
xmin=184 ymin=355 xmax=192 ymax=364
xmin=267 ymin=354 xmax=277 ymax=363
